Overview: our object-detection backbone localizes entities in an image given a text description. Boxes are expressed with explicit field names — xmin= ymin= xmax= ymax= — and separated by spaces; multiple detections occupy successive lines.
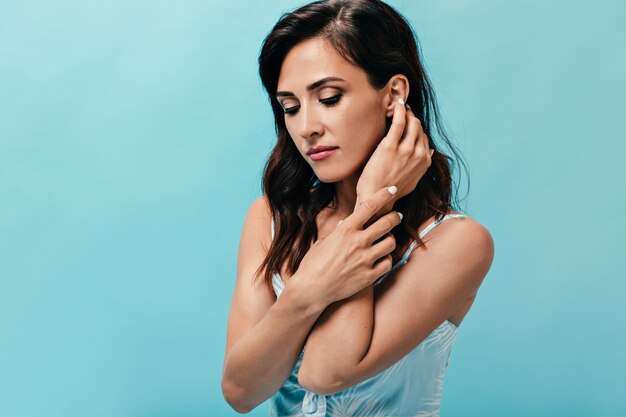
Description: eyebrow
xmin=275 ymin=76 xmax=346 ymax=97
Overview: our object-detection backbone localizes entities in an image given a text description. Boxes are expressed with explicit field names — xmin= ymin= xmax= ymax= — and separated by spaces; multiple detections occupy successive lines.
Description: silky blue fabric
xmin=268 ymin=214 xmax=469 ymax=417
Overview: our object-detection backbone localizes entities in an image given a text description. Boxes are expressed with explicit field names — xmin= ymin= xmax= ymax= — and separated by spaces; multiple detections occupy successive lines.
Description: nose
xmin=297 ymin=103 xmax=324 ymax=140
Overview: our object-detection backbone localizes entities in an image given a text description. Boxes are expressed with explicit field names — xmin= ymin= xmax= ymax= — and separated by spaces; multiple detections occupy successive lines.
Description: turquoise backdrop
xmin=1 ymin=0 xmax=624 ymax=416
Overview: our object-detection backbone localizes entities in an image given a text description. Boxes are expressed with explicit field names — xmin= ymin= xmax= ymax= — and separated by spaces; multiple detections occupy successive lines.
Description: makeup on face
xmin=281 ymin=92 xmax=343 ymax=115
xmin=276 ymin=78 xmax=347 ymax=115
xmin=307 ymin=144 xmax=339 ymax=162
xmin=277 ymin=77 xmax=346 ymax=162
xmin=276 ymin=37 xmax=388 ymax=183
xmin=310 ymin=150 xmax=335 ymax=161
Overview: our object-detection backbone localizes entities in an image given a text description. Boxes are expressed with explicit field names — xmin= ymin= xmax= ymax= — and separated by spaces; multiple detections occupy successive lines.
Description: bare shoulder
xmin=442 ymin=214 xmax=493 ymax=250
xmin=418 ymin=213 xmax=495 ymax=284
xmin=243 ymin=195 xmax=273 ymax=252
xmin=246 ymin=195 xmax=271 ymax=223
xmin=249 ymin=194 xmax=270 ymax=213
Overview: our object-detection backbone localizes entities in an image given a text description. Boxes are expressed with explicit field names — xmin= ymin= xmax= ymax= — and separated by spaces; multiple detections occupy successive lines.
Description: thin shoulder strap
xmin=419 ymin=213 xmax=469 ymax=239
xmin=395 ymin=213 xmax=469 ymax=266
xmin=270 ymin=217 xmax=275 ymax=240
xmin=420 ymin=213 xmax=467 ymax=239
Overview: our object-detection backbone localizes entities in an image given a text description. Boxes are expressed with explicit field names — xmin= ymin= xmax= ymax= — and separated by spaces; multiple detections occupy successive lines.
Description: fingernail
xmin=338 ymin=220 xmax=343 ymax=225
xmin=398 ymin=98 xmax=405 ymax=105
xmin=387 ymin=185 xmax=398 ymax=195
xmin=397 ymin=212 xmax=403 ymax=221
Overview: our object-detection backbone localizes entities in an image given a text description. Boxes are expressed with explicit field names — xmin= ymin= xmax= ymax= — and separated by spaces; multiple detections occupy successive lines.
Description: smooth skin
xmin=222 ymin=36 xmax=494 ymax=411
xmin=222 ymin=187 xmax=407 ymax=413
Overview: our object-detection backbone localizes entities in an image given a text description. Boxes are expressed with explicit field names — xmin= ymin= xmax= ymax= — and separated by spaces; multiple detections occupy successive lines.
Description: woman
xmin=222 ymin=0 xmax=494 ymax=415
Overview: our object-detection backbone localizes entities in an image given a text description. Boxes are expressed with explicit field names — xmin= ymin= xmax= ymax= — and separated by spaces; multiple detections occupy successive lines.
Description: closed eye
xmin=320 ymin=94 xmax=342 ymax=106
xmin=283 ymin=94 xmax=343 ymax=116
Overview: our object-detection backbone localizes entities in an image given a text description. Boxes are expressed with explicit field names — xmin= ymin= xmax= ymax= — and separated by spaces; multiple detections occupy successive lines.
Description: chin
xmin=311 ymin=168 xmax=340 ymax=183
xmin=314 ymin=174 xmax=340 ymax=184
xmin=313 ymin=166 xmax=356 ymax=184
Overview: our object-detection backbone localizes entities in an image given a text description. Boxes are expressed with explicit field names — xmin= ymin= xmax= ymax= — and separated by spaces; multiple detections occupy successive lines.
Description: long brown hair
xmin=255 ymin=0 xmax=469 ymax=293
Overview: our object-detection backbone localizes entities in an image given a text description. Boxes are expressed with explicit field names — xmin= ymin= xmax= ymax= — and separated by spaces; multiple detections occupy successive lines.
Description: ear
xmin=383 ymin=74 xmax=410 ymax=117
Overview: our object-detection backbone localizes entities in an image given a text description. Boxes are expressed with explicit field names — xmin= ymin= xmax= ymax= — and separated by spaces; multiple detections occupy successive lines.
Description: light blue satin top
xmin=268 ymin=213 xmax=469 ymax=417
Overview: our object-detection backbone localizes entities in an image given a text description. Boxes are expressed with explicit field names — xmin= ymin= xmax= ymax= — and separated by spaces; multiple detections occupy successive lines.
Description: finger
xmin=399 ymin=108 xmax=419 ymax=152
xmin=371 ymin=253 xmax=393 ymax=280
xmin=415 ymin=130 xmax=431 ymax=164
xmin=385 ymin=98 xmax=407 ymax=146
xmin=411 ymin=116 xmax=427 ymax=156
xmin=369 ymin=233 xmax=396 ymax=265
xmin=365 ymin=210 xmax=403 ymax=244
xmin=343 ymin=186 xmax=399 ymax=230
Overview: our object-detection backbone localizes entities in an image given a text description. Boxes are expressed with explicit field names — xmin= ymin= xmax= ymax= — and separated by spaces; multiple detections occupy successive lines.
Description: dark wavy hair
xmin=255 ymin=0 xmax=469 ymax=292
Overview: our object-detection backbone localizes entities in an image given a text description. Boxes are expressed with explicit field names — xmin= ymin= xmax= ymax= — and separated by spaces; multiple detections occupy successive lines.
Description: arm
xmin=223 ymin=280 xmax=326 ymax=412
xmin=297 ymin=198 xmax=388 ymax=391
xmin=298 ymin=286 xmax=375 ymax=390
xmin=298 ymin=217 xmax=494 ymax=395
xmin=222 ymin=197 xmax=327 ymax=413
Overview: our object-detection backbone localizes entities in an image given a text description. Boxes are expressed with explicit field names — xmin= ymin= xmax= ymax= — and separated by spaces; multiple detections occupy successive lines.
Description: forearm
xmin=299 ymin=285 xmax=374 ymax=383
xmin=222 ymin=282 xmax=326 ymax=413
xmin=299 ymin=196 xmax=392 ymax=388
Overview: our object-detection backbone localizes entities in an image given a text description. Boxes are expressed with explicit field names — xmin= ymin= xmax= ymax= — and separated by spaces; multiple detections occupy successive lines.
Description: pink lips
xmin=309 ymin=148 xmax=337 ymax=161
xmin=307 ymin=145 xmax=339 ymax=161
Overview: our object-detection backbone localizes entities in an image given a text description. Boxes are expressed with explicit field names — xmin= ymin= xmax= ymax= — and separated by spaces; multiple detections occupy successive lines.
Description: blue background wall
xmin=1 ymin=1 xmax=624 ymax=416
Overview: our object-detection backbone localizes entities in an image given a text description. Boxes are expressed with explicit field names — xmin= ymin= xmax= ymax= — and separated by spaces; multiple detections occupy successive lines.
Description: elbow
xmin=221 ymin=378 xmax=255 ymax=414
xmin=297 ymin=367 xmax=344 ymax=396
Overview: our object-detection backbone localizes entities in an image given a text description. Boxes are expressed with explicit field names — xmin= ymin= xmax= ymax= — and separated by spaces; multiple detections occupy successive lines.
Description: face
xmin=276 ymin=37 xmax=389 ymax=183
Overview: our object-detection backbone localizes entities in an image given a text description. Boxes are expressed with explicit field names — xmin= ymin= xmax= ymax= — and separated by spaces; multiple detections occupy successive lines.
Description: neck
xmin=330 ymin=168 xmax=362 ymax=219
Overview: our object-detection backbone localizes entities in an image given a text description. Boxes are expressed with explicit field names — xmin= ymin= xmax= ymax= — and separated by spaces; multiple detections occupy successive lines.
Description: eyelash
xmin=283 ymin=94 xmax=343 ymax=115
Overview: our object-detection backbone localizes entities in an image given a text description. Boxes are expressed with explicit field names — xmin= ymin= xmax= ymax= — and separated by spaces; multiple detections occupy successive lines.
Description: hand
xmin=355 ymin=99 xmax=434 ymax=220
xmin=292 ymin=186 xmax=403 ymax=308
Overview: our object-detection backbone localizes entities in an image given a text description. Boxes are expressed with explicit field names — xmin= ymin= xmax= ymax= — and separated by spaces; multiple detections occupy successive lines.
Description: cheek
xmin=341 ymin=105 xmax=386 ymax=151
